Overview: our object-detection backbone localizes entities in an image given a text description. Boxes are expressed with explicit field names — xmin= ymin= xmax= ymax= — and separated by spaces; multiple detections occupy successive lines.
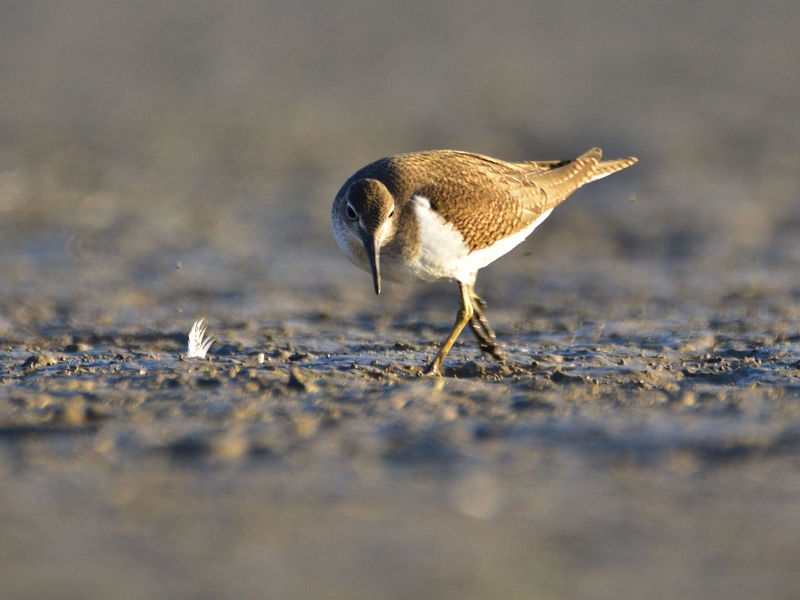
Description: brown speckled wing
xmin=386 ymin=150 xmax=595 ymax=252
xmin=392 ymin=151 xmax=531 ymax=252
xmin=420 ymin=149 xmax=637 ymax=250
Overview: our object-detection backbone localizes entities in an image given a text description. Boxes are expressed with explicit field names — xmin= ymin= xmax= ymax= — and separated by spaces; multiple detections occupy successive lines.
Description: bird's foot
xmin=478 ymin=341 xmax=505 ymax=362
xmin=468 ymin=318 xmax=504 ymax=362
xmin=423 ymin=360 xmax=444 ymax=376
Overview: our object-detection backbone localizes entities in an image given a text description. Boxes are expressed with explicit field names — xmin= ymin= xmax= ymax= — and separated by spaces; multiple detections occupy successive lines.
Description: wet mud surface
xmin=2 ymin=289 xmax=800 ymax=599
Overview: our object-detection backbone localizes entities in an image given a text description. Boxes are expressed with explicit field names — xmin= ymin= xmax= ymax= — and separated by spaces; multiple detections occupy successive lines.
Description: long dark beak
xmin=362 ymin=235 xmax=381 ymax=294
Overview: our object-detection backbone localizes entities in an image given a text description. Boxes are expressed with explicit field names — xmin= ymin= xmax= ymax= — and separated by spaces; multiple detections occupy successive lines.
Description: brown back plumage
xmin=336 ymin=148 xmax=637 ymax=252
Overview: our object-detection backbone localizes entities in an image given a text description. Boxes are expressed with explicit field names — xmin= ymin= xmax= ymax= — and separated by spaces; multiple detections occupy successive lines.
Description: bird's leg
xmin=468 ymin=290 xmax=495 ymax=342
xmin=424 ymin=282 xmax=473 ymax=376
xmin=467 ymin=285 xmax=505 ymax=362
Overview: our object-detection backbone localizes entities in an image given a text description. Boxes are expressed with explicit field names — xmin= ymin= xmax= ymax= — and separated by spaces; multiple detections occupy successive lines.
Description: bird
xmin=332 ymin=147 xmax=637 ymax=375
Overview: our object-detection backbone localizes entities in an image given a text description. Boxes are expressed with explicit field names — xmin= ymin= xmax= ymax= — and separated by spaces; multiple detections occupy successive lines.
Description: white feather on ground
xmin=187 ymin=318 xmax=214 ymax=358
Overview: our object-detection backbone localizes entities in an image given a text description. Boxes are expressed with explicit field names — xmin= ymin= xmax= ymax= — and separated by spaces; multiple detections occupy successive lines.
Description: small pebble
xmin=293 ymin=415 xmax=320 ymax=439
xmin=55 ymin=400 xmax=86 ymax=426
xmin=288 ymin=368 xmax=318 ymax=393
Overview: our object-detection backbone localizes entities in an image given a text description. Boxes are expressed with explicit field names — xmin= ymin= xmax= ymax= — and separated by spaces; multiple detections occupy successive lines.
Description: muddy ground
xmin=2 ymin=0 xmax=800 ymax=598
xmin=2 ymin=257 xmax=800 ymax=600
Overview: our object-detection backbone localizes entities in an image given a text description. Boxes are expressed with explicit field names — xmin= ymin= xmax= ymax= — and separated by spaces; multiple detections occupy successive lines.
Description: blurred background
xmin=1 ymin=0 xmax=799 ymax=328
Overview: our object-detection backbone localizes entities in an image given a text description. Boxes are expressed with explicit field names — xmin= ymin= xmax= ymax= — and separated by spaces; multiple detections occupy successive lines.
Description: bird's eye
xmin=388 ymin=206 xmax=395 ymax=218
xmin=346 ymin=203 xmax=357 ymax=220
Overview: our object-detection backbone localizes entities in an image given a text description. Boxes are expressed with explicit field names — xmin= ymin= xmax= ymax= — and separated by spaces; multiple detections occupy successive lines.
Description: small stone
xmin=212 ymin=432 xmax=248 ymax=460
xmin=64 ymin=342 xmax=91 ymax=352
xmin=393 ymin=342 xmax=417 ymax=350
xmin=196 ymin=377 xmax=222 ymax=388
xmin=21 ymin=353 xmax=59 ymax=370
xmin=449 ymin=360 xmax=485 ymax=378
xmin=293 ymin=415 xmax=320 ymax=438
xmin=549 ymin=369 xmax=586 ymax=384
xmin=287 ymin=368 xmax=318 ymax=392
xmin=541 ymin=354 xmax=563 ymax=364
xmin=442 ymin=405 xmax=459 ymax=421
xmin=55 ymin=400 xmax=86 ymax=426
xmin=391 ymin=396 xmax=409 ymax=410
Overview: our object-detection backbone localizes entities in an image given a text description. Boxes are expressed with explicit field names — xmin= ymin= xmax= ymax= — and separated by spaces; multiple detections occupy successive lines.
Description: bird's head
xmin=339 ymin=178 xmax=397 ymax=294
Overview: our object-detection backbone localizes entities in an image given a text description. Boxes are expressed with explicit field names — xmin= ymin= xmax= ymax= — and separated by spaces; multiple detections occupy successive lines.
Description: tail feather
xmin=587 ymin=155 xmax=639 ymax=183
xmin=516 ymin=148 xmax=637 ymax=211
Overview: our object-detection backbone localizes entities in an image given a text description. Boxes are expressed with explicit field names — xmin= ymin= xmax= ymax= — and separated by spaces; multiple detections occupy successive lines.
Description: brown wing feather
xmin=509 ymin=147 xmax=602 ymax=212
xmin=364 ymin=148 xmax=636 ymax=252
xmin=510 ymin=149 xmax=638 ymax=217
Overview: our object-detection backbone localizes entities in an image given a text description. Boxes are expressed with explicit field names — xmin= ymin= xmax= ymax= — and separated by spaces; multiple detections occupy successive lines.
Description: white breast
xmin=380 ymin=196 xmax=553 ymax=284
